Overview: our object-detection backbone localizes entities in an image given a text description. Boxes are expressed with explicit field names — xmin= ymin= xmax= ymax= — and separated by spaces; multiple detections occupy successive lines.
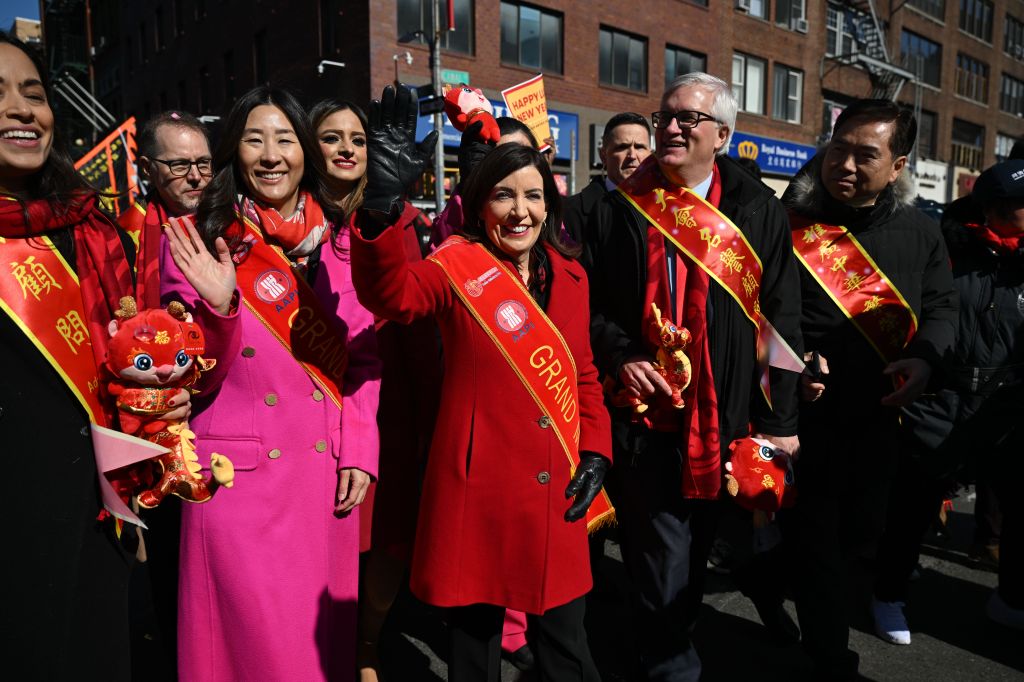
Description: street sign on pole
xmin=441 ymin=68 xmax=470 ymax=84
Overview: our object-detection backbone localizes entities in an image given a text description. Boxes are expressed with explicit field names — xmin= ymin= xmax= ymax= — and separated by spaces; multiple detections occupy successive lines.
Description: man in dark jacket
xmin=782 ymin=99 xmax=958 ymax=677
xmin=582 ymin=72 xmax=802 ymax=681
xmin=564 ymin=112 xmax=651 ymax=243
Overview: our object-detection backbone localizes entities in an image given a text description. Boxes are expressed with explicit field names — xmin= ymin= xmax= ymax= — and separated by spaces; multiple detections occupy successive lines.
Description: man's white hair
xmin=663 ymin=72 xmax=737 ymax=156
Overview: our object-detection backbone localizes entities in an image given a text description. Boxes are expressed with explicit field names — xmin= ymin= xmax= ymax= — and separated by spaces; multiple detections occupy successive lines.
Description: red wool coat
xmin=352 ymin=227 xmax=612 ymax=614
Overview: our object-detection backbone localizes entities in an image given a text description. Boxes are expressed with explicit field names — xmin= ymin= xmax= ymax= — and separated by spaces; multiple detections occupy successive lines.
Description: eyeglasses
xmin=150 ymin=158 xmax=214 ymax=177
xmin=651 ymin=110 xmax=721 ymax=130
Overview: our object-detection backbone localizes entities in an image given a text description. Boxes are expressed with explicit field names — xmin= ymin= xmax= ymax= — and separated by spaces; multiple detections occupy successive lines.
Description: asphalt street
xmin=379 ymin=489 xmax=1024 ymax=681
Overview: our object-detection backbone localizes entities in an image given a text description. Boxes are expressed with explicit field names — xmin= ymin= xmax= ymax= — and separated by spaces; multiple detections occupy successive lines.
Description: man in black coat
xmin=563 ymin=112 xmax=650 ymax=243
xmin=582 ymin=73 xmax=802 ymax=681
xmin=781 ymin=100 xmax=957 ymax=677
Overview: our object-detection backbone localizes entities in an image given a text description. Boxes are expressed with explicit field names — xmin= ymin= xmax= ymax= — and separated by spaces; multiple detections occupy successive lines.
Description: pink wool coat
xmin=160 ymin=228 xmax=380 ymax=681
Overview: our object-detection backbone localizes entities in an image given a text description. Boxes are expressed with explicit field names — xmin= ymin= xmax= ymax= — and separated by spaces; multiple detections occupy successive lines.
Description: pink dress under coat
xmin=160 ymin=228 xmax=380 ymax=681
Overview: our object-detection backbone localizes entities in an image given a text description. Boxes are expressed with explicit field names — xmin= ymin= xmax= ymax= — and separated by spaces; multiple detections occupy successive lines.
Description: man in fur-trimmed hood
xmin=781 ymin=99 xmax=957 ymax=679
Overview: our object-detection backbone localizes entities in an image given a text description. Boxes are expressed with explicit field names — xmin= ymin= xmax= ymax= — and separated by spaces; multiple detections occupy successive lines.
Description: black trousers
xmin=447 ymin=596 xmax=599 ymax=682
xmin=612 ymin=432 xmax=719 ymax=682
xmin=874 ymin=454 xmax=950 ymax=603
xmin=782 ymin=412 xmax=900 ymax=677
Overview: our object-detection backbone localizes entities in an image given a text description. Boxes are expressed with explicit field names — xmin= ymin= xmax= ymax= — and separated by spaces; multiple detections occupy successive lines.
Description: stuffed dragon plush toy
xmin=105 ymin=296 xmax=234 ymax=508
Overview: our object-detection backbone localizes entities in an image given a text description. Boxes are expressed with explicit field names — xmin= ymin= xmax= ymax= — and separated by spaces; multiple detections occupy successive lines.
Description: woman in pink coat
xmin=160 ymin=86 xmax=380 ymax=681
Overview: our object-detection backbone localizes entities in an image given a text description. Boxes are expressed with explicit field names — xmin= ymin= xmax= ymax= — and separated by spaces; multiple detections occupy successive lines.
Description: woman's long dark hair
xmin=196 ymin=85 xmax=343 ymax=249
xmin=0 ymin=33 xmax=94 ymax=212
xmin=459 ymin=144 xmax=578 ymax=259
xmin=308 ymin=99 xmax=368 ymax=221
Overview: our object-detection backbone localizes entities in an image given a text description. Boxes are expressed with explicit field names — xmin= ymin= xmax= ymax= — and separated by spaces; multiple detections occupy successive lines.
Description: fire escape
xmin=828 ymin=0 xmax=917 ymax=101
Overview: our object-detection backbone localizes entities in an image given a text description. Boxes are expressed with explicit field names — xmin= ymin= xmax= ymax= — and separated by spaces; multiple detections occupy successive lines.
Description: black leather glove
xmin=564 ymin=452 xmax=610 ymax=522
xmin=457 ymin=120 xmax=495 ymax=185
xmin=361 ymin=85 xmax=438 ymax=238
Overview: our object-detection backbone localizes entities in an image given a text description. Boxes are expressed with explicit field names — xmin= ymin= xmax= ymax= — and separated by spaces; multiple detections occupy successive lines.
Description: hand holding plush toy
xmin=443 ymin=84 xmax=500 ymax=144
xmin=105 ymin=296 xmax=234 ymax=508
xmin=609 ymin=302 xmax=692 ymax=423
xmin=724 ymin=437 xmax=796 ymax=512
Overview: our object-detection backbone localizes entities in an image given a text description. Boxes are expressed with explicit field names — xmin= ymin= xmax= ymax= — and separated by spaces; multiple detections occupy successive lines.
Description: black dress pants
xmin=612 ymin=432 xmax=719 ymax=682
xmin=447 ymin=596 xmax=599 ymax=682
xmin=783 ymin=412 xmax=899 ymax=678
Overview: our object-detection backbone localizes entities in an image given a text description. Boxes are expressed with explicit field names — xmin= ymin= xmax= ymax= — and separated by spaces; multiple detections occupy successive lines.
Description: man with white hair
xmin=582 ymin=73 xmax=802 ymax=680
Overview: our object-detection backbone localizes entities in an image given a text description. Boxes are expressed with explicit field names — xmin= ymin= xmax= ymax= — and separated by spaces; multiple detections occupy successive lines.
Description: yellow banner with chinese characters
xmin=790 ymin=214 xmax=918 ymax=363
xmin=0 ymin=234 xmax=108 ymax=425
xmin=74 ymin=117 xmax=139 ymax=219
xmin=617 ymin=158 xmax=804 ymax=405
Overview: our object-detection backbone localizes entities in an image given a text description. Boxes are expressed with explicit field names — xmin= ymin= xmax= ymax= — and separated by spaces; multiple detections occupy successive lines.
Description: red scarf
xmin=135 ymin=199 xmax=171 ymax=310
xmin=966 ymin=221 xmax=1024 ymax=254
xmin=0 ymin=194 xmax=133 ymax=371
xmin=641 ymin=165 xmax=722 ymax=500
xmin=238 ymin=192 xmax=330 ymax=260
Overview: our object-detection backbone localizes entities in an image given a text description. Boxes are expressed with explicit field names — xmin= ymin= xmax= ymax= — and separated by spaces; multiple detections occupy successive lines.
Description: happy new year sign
xmin=501 ymin=74 xmax=553 ymax=153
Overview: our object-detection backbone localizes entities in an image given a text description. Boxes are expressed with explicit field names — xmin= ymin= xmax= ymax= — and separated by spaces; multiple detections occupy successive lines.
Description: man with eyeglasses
xmin=119 ymin=109 xmax=212 ymax=675
xmin=581 ymin=72 xmax=801 ymax=681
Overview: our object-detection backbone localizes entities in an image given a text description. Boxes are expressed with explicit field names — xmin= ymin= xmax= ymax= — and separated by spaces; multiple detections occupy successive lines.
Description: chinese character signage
xmin=74 ymin=118 xmax=139 ymax=218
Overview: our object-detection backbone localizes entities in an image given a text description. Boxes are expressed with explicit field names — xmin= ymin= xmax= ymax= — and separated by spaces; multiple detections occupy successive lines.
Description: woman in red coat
xmin=351 ymin=87 xmax=612 ymax=682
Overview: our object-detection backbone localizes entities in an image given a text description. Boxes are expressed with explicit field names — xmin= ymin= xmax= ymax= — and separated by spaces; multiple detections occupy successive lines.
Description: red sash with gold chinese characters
xmin=0 ymin=234 xmax=109 ymax=425
xmin=428 ymin=236 xmax=614 ymax=532
xmin=790 ymin=214 xmax=918 ymax=362
xmin=228 ymin=214 xmax=348 ymax=410
xmin=618 ymin=159 xmax=804 ymax=404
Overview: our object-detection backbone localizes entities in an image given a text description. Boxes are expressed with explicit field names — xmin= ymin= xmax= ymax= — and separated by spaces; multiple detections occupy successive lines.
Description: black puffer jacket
xmin=582 ymin=155 xmax=803 ymax=449
xmin=782 ymin=156 xmax=958 ymax=420
xmin=901 ymin=204 xmax=1024 ymax=462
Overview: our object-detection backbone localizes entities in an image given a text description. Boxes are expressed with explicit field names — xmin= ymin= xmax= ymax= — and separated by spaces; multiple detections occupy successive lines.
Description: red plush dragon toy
xmin=724 ymin=437 xmax=796 ymax=512
xmin=105 ymin=296 xmax=234 ymax=508
xmin=443 ymin=83 xmax=501 ymax=144
xmin=608 ymin=302 xmax=693 ymax=426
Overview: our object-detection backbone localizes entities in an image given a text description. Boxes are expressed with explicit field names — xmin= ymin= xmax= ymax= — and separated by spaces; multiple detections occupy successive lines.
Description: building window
xmin=155 ymin=8 xmax=165 ymax=51
xmin=397 ymin=0 xmax=474 ymax=55
xmin=253 ymin=30 xmax=267 ymax=85
xmin=917 ymin=109 xmax=937 ymax=159
xmin=826 ymin=5 xmax=857 ymax=58
xmin=199 ymin=66 xmax=211 ymax=114
xmin=174 ymin=0 xmax=185 ymax=36
xmin=951 ymin=118 xmax=984 ymax=169
xmin=772 ymin=64 xmax=802 ymax=123
xmin=907 ymin=0 xmax=945 ymax=20
xmin=959 ymin=0 xmax=993 ymax=42
xmin=599 ymin=27 xmax=648 ymax=92
xmin=775 ymin=0 xmax=806 ymax=30
xmin=223 ymin=50 xmax=235 ymax=103
xmin=737 ymin=0 xmax=769 ymax=21
xmin=177 ymin=80 xmax=187 ymax=109
xmin=1006 ymin=15 xmax=1024 ymax=62
xmin=954 ymin=53 xmax=989 ymax=102
xmin=138 ymin=23 xmax=147 ymax=62
xmin=194 ymin=0 xmax=206 ymax=21
xmin=996 ymin=133 xmax=1017 ymax=162
xmin=732 ymin=53 xmax=766 ymax=115
xmin=665 ymin=45 xmax=706 ymax=89
xmin=1000 ymin=73 xmax=1024 ymax=115
xmin=500 ymin=2 xmax=562 ymax=74
xmin=126 ymin=36 xmax=134 ymax=73
xmin=900 ymin=30 xmax=942 ymax=87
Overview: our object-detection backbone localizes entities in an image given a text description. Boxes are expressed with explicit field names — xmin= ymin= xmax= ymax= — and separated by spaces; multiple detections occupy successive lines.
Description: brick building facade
xmin=42 ymin=0 xmax=1024 ymax=200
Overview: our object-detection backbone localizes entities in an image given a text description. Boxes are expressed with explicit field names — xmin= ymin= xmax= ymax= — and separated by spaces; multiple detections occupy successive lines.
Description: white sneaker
xmin=987 ymin=591 xmax=1024 ymax=630
xmin=872 ymin=597 xmax=911 ymax=645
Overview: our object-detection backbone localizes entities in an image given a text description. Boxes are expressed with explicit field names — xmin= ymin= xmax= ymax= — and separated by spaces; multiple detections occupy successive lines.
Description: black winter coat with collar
xmin=782 ymin=157 xmax=958 ymax=421
xmin=899 ymin=207 xmax=1024 ymax=462
xmin=581 ymin=155 xmax=803 ymax=451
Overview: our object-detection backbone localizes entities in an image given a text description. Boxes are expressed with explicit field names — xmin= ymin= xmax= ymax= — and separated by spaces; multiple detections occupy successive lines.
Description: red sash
xmin=0 ymin=234 xmax=109 ymax=425
xmin=618 ymin=159 xmax=803 ymax=405
xmin=790 ymin=214 xmax=918 ymax=362
xmin=427 ymin=236 xmax=614 ymax=532
xmin=117 ymin=200 xmax=147 ymax=249
xmin=229 ymin=214 xmax=348 ymax=409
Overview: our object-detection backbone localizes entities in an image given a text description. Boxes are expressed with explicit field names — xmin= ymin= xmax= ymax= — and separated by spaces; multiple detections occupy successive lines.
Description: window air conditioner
xmin=793 ymin=18 xmax=809 ymax=33
xmin=736 ymin=0 xmax=752 ymax=12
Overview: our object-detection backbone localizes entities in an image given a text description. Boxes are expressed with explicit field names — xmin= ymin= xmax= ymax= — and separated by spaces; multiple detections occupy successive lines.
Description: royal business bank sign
xmin=728 ymin=132 xmax=816 ymax=177
xmin=415 ymin=94 xmax=579 ymax=162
